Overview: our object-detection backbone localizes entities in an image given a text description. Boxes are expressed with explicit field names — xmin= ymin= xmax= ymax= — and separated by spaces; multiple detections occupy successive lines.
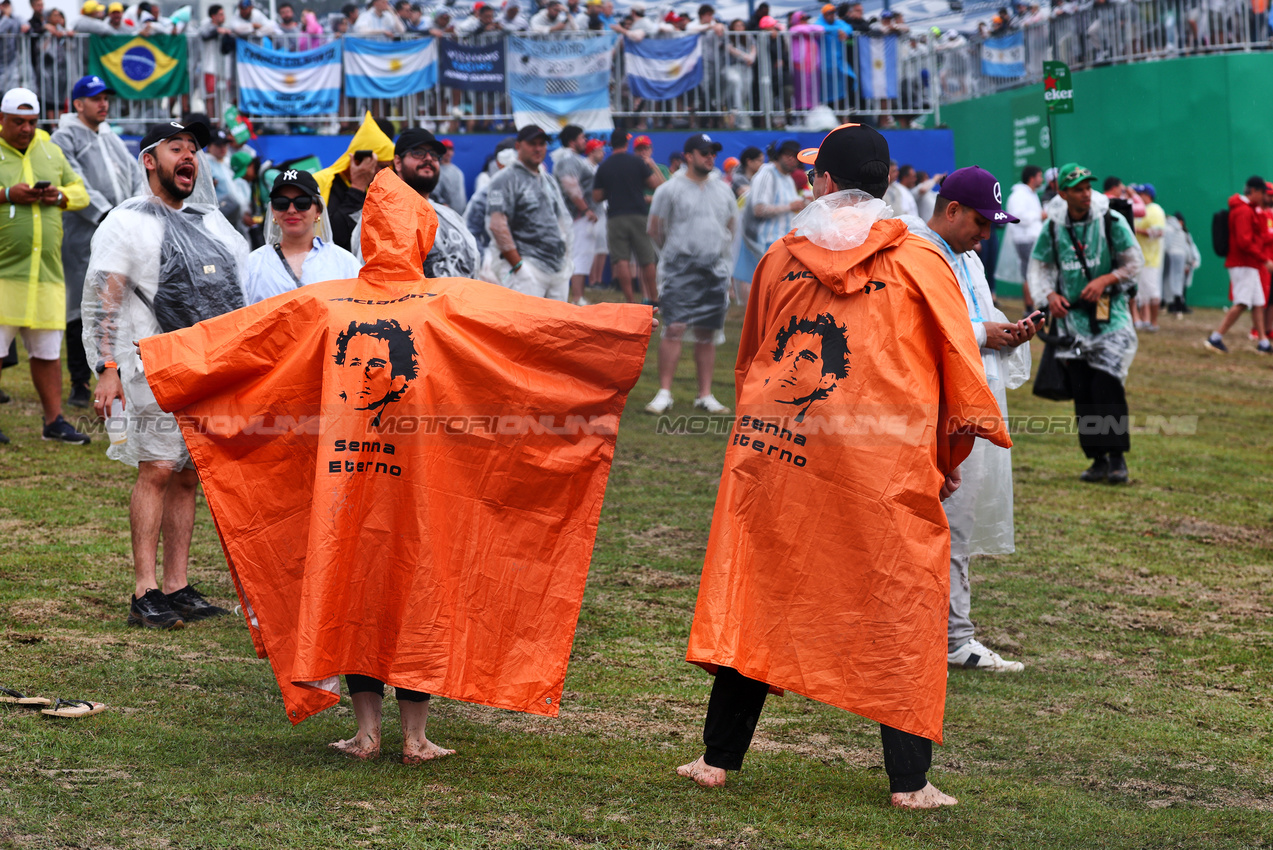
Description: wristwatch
xmin=94 ymin=359 xmax=117 ymax=375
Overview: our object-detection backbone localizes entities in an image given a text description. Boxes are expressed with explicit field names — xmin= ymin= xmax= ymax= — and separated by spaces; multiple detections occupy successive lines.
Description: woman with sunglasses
xmin=244 ymin=169 xmax=361 ymax=305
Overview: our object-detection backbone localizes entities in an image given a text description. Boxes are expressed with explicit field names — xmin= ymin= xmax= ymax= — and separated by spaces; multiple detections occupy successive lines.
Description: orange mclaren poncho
xmin=685 ymin=204 xmax=1011 ymax=743
xmin=140 ymin=170 xmax=652 ymax=724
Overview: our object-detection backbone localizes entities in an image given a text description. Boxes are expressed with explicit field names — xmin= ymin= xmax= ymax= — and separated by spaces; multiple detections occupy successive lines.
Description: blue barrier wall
xmin=248 ymin=129 xmax=956 ymax=197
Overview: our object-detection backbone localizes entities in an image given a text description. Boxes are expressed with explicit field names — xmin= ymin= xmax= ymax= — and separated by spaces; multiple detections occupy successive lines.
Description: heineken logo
xmin=1044 ymin=89 xmax=1073 ymax=101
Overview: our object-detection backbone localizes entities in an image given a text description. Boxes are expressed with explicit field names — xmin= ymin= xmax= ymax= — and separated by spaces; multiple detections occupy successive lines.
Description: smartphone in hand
xmin=32 ymin=181 xmax=52 ymax=191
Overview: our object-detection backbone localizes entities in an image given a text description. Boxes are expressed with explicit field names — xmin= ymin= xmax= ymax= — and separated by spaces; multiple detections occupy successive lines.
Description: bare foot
xmin=891 ymin=782 xmax=958 ymax=809
xmin=329 ymin=734 xmax=380 ymax=760
xmin=402 ymin=738 xmax=455 ymax=764
xmin=676 ymin=755 xmax=726 ymax=788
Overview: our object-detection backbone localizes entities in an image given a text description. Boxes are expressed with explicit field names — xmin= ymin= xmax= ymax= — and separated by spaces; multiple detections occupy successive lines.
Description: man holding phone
xmin=906 ymin=166 xmax=1037 ymax=673
xmin=0 ymin=87 xmax=91 ymax=445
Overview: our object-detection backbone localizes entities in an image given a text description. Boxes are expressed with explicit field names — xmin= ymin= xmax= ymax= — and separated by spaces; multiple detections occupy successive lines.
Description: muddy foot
xmin=329 ymin=735 xmax=380 ymax=760
xmin=891 ymin=782 xmax=958 ymax=809
xmin=676 ymin=755 xmax=726 ymax=788
xmin=402 ymin=738 xmax=455 ymax=764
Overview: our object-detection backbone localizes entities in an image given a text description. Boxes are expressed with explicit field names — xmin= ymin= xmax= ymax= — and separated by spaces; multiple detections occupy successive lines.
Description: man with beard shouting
xmin=351 ymin=128 xmax=480 ymax=280
xmin=83 ymin=119 xmax=250 ymax=630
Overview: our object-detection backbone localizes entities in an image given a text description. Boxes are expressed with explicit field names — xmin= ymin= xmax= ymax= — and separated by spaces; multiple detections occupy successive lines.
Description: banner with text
xmin=237 ymin=40 xmax=342 ymax=116
xmin=438 ymin=39 xmax=506 ymax=92
xmin=508 ymin=34 xmax=616 ymax=133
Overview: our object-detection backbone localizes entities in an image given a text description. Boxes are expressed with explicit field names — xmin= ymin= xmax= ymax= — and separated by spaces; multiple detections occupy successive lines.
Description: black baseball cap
xmin=140 ymin=119 xmax=212 ymax=153
xmin=684 ymin=133 xmax=723 ymax=155
xmin=270 ymin=167 xmax=321 ymax=201
xmin=516 ymin=124 xmax=549 ymax=143
xmin=796 ymin=123 xmax=889 ymax=183
xmin=394 ymin=127 xmax=446 ymax=158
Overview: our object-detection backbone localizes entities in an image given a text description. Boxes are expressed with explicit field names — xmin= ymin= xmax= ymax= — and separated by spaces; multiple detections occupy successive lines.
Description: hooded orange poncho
xmin=685 ymin=211 xmax=1011 ymax=743
xmin=140 ymin=171 xmax=652 ymax=724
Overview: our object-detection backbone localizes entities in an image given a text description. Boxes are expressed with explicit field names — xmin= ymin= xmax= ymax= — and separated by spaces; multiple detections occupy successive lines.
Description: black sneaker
xmin=1203 ymin=335 xmax=1228 ymax=354
xmin=0 ymin=425 xmax=8 ymax=445
xmin=166 ymin=585 xmax=230 ymax=621
xmin=128 ymin=588 xmax=185 ymax=630
xmin=1107 ymin=454 xmax=1129 ymax=485
xmin=0 ymin=388 xmax=9 ymax=403
xmin=42 ymin=415 xmax=91 ymax=445
xmin=68 ymin=383 xmax=92 ymax=409
xmin=1079 ymin=456 xmax=1109 ymax=483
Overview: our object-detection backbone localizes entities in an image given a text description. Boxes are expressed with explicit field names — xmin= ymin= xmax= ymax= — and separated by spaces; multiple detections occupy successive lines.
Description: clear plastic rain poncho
xmin=901 ymin=214 xmax=1030 ymax=556
xmin=82 ymin=147 xmax=250 ymax=469
xmin=648 ymin=172 xmax=738 ymax=342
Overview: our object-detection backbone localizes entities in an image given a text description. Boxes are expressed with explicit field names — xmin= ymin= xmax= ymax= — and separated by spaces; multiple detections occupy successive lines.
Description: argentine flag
xmin=344 ymin=37 xmax=438 ymax=99
xmin=857 ymin=35 xmax=898 ymax=100
xmin=508 ymin=34 xmax=616 ymax=133
xmin=981 ymin=31 xmax=1026 ymax=78
xmin=237 ymin=41 xmax=341 ymax=116
xmin=624 ymin=35 xmax=703 ymax=101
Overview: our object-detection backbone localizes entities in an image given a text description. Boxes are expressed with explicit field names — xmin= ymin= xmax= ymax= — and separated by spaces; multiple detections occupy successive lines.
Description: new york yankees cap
xmin=270 ymin=167 xmax=321 ymax=201
xmin=938 ymin=165 xmax=1018 ymax=224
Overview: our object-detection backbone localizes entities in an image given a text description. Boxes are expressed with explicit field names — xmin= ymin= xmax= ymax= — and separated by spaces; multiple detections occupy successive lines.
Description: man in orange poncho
xmin=676 ymin=125 xmax=1012 ymax=808
xmin=138 ymin=169 xmax=652 ymax=763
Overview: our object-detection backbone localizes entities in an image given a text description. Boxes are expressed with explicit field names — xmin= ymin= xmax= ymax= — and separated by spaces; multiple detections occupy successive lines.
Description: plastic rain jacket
xmin=0 ymin=129 xmax=90 ymax=329
xmin=685 ymin=190 xmax=1011 ymax=743
xmin=138 ymin=169 xmax=653 ymax=724
xmin=50 ymin=113 xmax=148 ymax=323
xmin=904 ymin=215 xmax=1030 ymax=557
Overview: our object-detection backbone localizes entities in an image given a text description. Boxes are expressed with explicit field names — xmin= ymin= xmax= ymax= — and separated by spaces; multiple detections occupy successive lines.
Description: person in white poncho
xmin=50 ymin=75 xmax=148 ymax=410
xmin=900 ymin=166 xmax=1038 ymax=673
xmin=83 ymin=119 xmax=249 ymax=632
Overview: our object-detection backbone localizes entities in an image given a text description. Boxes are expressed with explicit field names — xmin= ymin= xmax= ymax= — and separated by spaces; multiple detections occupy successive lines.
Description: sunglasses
xmin=405 ymin=147 xmax=440 ymax=161
xmin=270 ymin=195 xmax=317 ymax=212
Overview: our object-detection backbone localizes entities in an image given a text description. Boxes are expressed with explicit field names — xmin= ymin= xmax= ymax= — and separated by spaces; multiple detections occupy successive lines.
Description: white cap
xmin=1 ymin=87 xmax=39 ymax=116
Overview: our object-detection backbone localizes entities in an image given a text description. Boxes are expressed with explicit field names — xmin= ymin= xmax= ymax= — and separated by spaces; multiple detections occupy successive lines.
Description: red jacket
xmin=1226 ymin=193 xmax=1266 ymax=269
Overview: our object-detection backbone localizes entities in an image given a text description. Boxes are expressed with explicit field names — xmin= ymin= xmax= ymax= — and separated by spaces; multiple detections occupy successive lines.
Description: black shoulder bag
xmin=1032 ymin=220 xmax=1075 ymax=401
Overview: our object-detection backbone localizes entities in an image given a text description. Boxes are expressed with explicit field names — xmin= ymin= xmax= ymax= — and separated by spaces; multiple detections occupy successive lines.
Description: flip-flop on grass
xmin=0 ymin=687 xmax=51 ymax=707
xmin=40 ymin=700 xmax=107 ymax=719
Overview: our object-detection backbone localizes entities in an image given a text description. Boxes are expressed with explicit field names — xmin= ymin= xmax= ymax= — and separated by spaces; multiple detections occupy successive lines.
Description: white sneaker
xmin=645 ymin=389 xmax=674 ymax=414
xmin=573 ymin=297 xmax=590 ymax=306
xmin=693 ymin=394 xmax=731 ymax=414
xmin=947 ymin=639 xmax=1024 ymax=672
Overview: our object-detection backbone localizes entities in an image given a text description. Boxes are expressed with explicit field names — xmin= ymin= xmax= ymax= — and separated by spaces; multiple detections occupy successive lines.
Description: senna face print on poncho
xmin=141 ymin=170 xmax=653 ymax=724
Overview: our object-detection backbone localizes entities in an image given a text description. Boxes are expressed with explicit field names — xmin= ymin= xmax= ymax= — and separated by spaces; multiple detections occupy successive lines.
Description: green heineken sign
xmin=1043 ymin=60 xmax=1074 ymax=113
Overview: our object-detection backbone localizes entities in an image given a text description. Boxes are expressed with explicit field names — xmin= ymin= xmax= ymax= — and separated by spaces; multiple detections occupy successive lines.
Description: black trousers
xmin=1065 ymin=359 xmax=1131 ymax=458
xmin=65 ymin=318 xmax=92 ymax=390
xmin=345 ymin=674 xmax=430 ymax=703
xmin=702 ymin=666 xmax=932 ymax=794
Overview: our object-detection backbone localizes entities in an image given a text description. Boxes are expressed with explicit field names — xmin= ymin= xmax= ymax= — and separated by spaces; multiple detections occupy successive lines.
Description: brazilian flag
xmin=88 ymin=35 xmax=188 ymax=100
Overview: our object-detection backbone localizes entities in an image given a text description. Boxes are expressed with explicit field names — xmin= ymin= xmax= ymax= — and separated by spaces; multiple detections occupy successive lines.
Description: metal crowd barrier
xmin=936 ymin=0 xmax=1270 ymax=105
xmin=0 ymin=30 xmax=938 ymax=134
xmin=3 ymin=3 xmax=1264 ymax=136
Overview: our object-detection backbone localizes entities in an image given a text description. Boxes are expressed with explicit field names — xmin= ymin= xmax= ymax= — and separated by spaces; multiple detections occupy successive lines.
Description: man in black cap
xmin=676 ymin=124 xmax=1011 ymax=810
xmin=350 ymin=127 xmax=479 ymax=279
xmin=84 ymin=119 xmax=249 ymax=631
xmin=483 ymin=125 xmax=573 ymax=299
xmin=643 ymin=134 xmax=736 ymax=416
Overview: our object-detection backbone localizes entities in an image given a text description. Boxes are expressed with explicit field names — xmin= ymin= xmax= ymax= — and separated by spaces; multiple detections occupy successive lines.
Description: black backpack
xmin=1212 ymin=208 xmax=1230 ymax=257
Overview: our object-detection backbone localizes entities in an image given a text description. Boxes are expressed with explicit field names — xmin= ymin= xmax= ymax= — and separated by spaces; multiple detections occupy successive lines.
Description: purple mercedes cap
xmin=939 ymin=166 xmax=1018 ymax=224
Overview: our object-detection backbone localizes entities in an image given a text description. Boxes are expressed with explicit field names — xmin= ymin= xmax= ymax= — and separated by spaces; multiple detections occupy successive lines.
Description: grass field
xmin=1 ymin=298 xmax=1271 ymax=849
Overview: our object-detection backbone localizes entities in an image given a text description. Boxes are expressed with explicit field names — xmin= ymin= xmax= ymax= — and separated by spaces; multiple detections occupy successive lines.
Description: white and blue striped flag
xmin=237 ymin=41 xmax=341 ymax=116
xmin=344 ymin=37 xmax=437 ymax=99
xmin=981 ymin=31 xmax=1025 ymax=78
xmin=857 ymin=35 xmax=898 ymax=100
xmin=624 ymin=34 xmax=702 ymax=101
xmin=508 ymin=34 xmax=616 ymax=133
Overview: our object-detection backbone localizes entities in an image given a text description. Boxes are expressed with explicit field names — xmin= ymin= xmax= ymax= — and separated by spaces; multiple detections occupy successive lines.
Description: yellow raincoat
xmin=0 ymin=130 xmax=90 ymax=329
xmin=313 ymin=112 xmax=395 ymax=204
